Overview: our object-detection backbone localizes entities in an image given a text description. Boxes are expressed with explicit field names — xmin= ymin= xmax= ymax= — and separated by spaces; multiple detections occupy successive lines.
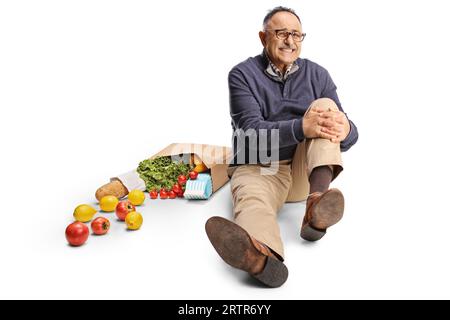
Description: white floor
xmin=1 ymin=155 xmax=449 ymax=299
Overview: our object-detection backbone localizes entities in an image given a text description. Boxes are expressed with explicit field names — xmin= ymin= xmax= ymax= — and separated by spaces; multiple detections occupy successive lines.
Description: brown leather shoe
xmin=300 ymin=188 xmax=345 ymax=241
xmin=205 ymin=216 xmax=288 ymax=288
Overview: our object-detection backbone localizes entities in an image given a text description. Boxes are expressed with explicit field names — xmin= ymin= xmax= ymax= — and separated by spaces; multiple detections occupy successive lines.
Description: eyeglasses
xmin=265 ymin=29 xmax=306 ymax=42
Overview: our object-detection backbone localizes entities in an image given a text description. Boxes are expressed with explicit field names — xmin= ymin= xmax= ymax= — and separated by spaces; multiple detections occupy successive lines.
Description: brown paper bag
xmin=95 ymin=143 xmax=232 ymax=200
xmin=149 ymin=143 xmax=232 ymax=193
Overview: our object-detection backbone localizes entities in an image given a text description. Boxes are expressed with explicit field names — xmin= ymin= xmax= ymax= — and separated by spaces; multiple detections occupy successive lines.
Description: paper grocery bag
xmin=149 ymin=143 xmax=233 ymax=193
xmin=96 ymin=143 xmax=233 ymax=201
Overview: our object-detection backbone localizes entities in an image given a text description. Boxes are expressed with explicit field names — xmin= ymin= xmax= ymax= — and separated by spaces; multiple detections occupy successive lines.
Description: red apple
xmin=65 ymin=222 xmax=89 ymax=246
xmin=115 ymin=200 xmax=136 ymax=221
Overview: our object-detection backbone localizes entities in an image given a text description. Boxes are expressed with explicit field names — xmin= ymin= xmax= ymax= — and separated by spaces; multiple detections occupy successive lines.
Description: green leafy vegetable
xmin=137 ymin=156 xmax=192 ymax=192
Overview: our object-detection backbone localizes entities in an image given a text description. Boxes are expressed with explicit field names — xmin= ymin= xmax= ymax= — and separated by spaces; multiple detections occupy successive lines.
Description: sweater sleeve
xmin=229 ymin=68 xmax=303 ymax=149
xmin=321 ymin=70 xmax=359 ymax=152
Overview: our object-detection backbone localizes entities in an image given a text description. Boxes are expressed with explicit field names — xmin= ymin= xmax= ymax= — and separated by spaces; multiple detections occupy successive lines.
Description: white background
xmin=1 ymin=0 xmax=450 ymax=299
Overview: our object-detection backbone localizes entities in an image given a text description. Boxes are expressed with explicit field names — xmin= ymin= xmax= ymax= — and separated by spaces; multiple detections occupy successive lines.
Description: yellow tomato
xmin=125 ymin=211 xmax=143 ymax=230
xmin=194 ymin=163 xmax=208 ymax=173
xmin=99 ymin=195 xmax=119 ymax=212
xmin=128 ymin=189 xmax=145 ymax=206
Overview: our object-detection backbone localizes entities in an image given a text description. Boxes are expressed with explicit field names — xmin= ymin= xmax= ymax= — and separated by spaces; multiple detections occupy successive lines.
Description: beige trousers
xmin=228 ymin=98 xmax=344 ymax=259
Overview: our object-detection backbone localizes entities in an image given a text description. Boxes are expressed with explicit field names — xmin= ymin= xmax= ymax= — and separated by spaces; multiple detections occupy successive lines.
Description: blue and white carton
xmin=183 ymin=173 xmax=213 ymax=200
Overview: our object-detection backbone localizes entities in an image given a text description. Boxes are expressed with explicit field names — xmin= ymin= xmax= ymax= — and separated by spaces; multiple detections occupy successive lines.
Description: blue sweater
xmin=229 ymin=53 xmax=358 ymax=164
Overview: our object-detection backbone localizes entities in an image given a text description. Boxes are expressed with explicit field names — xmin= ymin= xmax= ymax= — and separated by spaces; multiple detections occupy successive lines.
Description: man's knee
xmin=308 ymin=98 xmax=339 ymax=112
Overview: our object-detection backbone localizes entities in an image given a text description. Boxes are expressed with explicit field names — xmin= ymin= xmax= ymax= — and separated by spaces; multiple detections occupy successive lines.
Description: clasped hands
xmin=302 ymin=106 xmax=350 ymax=143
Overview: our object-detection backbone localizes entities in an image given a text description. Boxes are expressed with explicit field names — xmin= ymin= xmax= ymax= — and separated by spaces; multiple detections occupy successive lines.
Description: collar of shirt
xmin=263 ymin=50 xmax=299 ymax=82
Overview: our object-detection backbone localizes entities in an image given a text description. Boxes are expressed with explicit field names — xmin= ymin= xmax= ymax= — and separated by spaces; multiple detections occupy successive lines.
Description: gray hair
xmin=263 ymin=6 xmax=301 ymax=29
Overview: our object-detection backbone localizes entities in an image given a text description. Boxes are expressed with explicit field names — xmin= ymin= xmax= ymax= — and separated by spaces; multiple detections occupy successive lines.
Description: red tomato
xmin=177 ymin=175 xmax=187 ymax=185
xmin=168 ymin=190 xmax=177 ymax=199
xmin=91 ymin=217 xmax=110 ymax=235
xmin=189 ymin=171 xmax=198 ymax=180
xmin=172 ymin=183 xmax=182 ymax=195
xmin=177 ymin=188 xmax=184 ymax=198
xmin=159 ymin=189 xmax=168 ymax=199
xmin=65 ymin=222 xmax=89 ymax=246
xmin=149 ymin=190 xmax=158 ymax=199
xmin=115 ymin=200 xmax=136 ymax=221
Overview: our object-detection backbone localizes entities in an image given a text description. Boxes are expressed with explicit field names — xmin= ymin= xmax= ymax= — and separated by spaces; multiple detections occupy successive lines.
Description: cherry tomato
xmin=189 ymin=171 xmax=198 ymax=180
xmin=168 ymin=190 xmax=177 ymax=199
xmin=65 ymin=222 xmax=89 ymax=246
xmin=177 ymin=175 xmax=187 ymax=185
xmin=159 ymin=188 xmax=168 ymax=199
xmin=91 ymin=217 xmax=110 ymax=235
xmin=172 ymin=183 xmax=182 ymax=195
xmin=149 ymin=190 xmax=158 ymax=199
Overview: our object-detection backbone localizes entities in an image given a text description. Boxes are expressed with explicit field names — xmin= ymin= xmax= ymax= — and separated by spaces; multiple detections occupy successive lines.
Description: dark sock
xmin=309 ymin=166 xmax=333 ymax=194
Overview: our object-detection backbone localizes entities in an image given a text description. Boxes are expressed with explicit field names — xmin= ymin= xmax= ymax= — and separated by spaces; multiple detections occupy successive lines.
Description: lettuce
xmin=136 ymin=156 xmax=192 ymax=192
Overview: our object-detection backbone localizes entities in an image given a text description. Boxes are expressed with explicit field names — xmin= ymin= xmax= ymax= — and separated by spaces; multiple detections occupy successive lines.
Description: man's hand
xmin=302 ymin=107 xmax=350 ymax=143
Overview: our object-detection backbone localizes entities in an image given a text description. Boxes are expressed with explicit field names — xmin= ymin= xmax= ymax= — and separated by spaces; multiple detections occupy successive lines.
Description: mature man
xmin=205 ymin=7 xmax=358 ymax=287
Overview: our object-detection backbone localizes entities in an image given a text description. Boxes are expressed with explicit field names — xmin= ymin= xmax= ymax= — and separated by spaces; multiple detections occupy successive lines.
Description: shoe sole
xmin=205 ymin=216 xmax=288 ymax=288
xmin=301 ymin=189 xmax=345 ymax=241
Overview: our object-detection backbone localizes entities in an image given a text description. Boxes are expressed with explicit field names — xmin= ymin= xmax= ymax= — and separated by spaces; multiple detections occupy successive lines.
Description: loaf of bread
xmin=95 ymin=180 xmax=128 ymax=201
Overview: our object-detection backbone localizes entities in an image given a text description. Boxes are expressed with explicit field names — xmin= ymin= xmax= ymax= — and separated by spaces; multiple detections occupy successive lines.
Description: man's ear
xmin=259 ymin=31 xmax=267 ymax=47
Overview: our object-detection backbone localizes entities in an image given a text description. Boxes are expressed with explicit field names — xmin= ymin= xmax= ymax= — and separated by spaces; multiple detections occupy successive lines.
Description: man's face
xmin=259 ymin=11 xmax=302 ymax=72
